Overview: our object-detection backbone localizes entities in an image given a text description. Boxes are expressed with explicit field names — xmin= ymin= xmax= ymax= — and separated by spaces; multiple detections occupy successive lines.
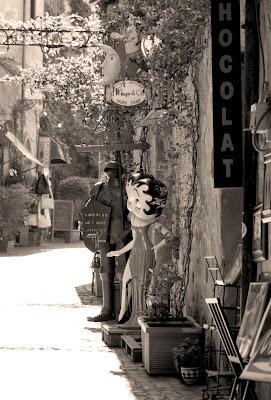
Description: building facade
xmin=0 ymin=0 xmax=44 ymax=186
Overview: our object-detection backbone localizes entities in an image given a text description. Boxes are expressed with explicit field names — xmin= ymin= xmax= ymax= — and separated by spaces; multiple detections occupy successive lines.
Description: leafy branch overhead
xmin=100 ymin=0 xmax=210 ymax=81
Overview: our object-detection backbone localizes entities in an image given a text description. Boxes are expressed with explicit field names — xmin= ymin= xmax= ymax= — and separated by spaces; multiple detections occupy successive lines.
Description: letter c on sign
xmin=219 ymin=55 xmax=232 ymax=73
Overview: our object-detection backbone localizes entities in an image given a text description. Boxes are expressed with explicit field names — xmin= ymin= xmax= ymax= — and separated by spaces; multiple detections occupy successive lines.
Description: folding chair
xmin=205 ymin=298 xmax=257 ymax=400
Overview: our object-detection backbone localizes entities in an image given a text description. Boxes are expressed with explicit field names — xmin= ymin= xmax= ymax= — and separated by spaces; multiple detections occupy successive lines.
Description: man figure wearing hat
xmin=87 ymin=160 xmax=131 ymax=322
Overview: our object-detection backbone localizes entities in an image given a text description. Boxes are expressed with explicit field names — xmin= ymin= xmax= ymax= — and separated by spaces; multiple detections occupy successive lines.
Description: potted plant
xmin=0 ymin=184 xmax=33 ymax=252
xmin=172 ymin=336 xmax=205 ymax=385
xmin=137 ymin=262 xmax=204 ymax=375
xmin=172 ymin=336 xmax=204 ymax=385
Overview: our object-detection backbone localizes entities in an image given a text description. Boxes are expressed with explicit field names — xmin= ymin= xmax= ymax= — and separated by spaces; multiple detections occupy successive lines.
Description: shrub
xmin=57 ymin=176 xmax=95 ymax=222
xmin=0 ymin=184 xmax=34 ymax=241
xmin=146 ymin=262 xmax=182 ymax=320
xmin=57 ymin=176 xmax=91 ymax=201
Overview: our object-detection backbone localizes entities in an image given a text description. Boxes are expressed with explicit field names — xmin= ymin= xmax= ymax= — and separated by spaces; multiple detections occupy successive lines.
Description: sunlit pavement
xmin=0 ymin=243 xmax=203 ymax=400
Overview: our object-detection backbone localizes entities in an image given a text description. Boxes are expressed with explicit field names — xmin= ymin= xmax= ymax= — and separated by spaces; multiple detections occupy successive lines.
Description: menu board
xmin=53 ymin=200 xmax=73 ymax=232
xmin=82 ymin=198 xmax=111 ymax=251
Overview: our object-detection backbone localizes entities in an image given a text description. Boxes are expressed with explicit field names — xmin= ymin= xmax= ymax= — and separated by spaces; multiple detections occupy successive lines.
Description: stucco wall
xmin=146 ymin=27 xmax=243 ymax=324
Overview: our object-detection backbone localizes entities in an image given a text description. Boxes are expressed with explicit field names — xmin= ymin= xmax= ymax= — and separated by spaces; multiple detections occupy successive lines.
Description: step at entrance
xmin=121 ymin=334 xmax=142 ymax=362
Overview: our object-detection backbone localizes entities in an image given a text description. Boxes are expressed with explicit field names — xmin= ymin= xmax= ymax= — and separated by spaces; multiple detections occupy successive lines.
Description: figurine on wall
xmin=87 ymin=160 xmax=131 ymax=322
xmin=107 ymin=172 xmax=171 ymax=327
xmin=110 ymin=13 xmax=148 ymax=78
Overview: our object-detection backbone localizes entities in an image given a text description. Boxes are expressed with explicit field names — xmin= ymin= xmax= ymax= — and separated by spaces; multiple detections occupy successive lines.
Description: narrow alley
xmin=0 ymin=243 xmax=202 ymax=400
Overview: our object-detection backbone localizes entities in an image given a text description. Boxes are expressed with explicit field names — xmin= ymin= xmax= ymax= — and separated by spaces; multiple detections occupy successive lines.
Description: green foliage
xmin=146 ymin=262 xmax=183 ymax=320
xmin=40 ymin=100 xmax=100 ymax=179
xmin=102 ymin=0 xmax=210 ymax=81
xmin=69 ymin=0 xmax=91 ymax=17
xmin=57 ymin=176 xmax=92 ymax=201
xmin=44 ymin=0 xmax=65 ymax=15
xmin=57 ymin=175 xmax=95 ymax=222
xmin=172 ymin=337 xmax=204 ymax=368
xmin=0 ymin=184 xmax=34 ymax=240
xmin=145 ymin=302 xmax=170 ymax=321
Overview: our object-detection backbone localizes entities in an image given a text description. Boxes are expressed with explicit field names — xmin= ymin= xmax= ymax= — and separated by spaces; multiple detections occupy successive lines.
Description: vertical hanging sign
xmin=211 ymin=0 xmax=243 ymax=188
xmin=38 ymin=135 xmax=51 ymax=167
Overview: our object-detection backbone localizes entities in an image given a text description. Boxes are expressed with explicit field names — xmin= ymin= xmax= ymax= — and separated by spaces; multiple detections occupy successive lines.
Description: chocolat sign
xmin=211 ymin=0 xmax=243 ymax=187
xmin=111 ymin=80 xmax=146 ymax=106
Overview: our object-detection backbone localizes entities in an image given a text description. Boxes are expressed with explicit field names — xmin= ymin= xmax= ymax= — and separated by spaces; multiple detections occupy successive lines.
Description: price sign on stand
xmin=82 ymin=198 xmax=111 ymax=252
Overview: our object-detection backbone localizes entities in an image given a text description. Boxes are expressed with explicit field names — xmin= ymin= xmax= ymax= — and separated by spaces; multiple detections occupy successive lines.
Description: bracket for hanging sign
xmin=74 ymin=141 xmax=150 ymax=153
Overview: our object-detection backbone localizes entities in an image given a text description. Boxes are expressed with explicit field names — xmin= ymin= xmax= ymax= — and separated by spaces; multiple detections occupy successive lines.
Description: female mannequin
xmin=107 ymin=172 xmax=170 ymax=327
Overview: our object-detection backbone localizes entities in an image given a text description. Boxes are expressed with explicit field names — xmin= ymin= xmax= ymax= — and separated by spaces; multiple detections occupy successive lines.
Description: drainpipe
xmin=241 ymin=0 xmax=259 ymax=315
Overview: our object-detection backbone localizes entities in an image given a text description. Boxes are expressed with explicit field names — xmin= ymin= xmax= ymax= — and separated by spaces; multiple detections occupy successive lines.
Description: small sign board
xmin=82 ymin=198 xmax=111 ymax=251
xmin=107 ymin=80 xmax=146 ymax=107
xmin=53 ymin=200 xmax=73 ymax=232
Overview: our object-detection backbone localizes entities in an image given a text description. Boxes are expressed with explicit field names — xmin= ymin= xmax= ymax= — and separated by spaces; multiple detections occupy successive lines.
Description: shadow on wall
xmin=220 ymin=188 xmax=243 ymax=268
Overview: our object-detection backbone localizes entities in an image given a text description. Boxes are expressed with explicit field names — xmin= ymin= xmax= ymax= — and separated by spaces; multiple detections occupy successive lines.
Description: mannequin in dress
xmin=107 ymin=172 xmax=170 ymax=327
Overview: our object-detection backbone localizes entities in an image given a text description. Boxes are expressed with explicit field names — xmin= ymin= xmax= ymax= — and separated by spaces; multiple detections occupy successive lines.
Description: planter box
xmin=64 ymin=229 xmax=80 ymax=243
xmin=138 ymin=316 xmax=203 ymax=375
xmin=0 ymin=239 xmax=15 ymax=253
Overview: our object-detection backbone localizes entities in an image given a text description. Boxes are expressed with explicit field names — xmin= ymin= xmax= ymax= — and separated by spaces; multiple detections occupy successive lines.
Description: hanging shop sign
xmin=110 ymin=80 xmax=146 ymax=107
xmin=211 ymin=0 xmax=243 ymax=188
xmin=38 ymin=135 xmax=51 ymax=167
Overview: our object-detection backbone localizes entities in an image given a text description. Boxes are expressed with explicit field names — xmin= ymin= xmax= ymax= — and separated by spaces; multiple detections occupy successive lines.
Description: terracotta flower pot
xmin=180 ymin=366 xmax=205 ymax=385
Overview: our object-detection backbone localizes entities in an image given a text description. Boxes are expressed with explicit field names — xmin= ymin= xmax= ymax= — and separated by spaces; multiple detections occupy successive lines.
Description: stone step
xmin=101 ymin=323 xmax=140 ymax=347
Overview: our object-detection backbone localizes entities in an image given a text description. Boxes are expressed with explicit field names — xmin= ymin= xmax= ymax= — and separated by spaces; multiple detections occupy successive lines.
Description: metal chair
xmin=205 ymin=298 xmax=257 ymax=400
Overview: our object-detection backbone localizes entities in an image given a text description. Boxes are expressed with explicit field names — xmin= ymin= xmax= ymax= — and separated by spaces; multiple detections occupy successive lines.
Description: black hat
xmin=104 ymin=160 xmax=120 ymax=171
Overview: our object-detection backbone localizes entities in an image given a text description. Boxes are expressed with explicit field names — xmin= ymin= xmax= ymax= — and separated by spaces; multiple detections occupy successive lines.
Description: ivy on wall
xmin=98 ymin=0 xmax=210 ymax=312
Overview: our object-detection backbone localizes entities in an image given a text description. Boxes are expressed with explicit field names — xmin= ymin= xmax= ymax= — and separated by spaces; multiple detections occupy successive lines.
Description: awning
xmin=5 ymin=131 xmax=44 ymax=166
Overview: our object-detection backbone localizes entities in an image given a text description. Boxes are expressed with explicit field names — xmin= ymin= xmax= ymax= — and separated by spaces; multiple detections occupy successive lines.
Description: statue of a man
xmin=86 ymin=160 xmax=130 ymax=322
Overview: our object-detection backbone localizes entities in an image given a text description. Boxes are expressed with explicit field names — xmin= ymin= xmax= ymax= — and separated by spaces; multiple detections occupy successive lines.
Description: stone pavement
xmin=0 ymin=241 xmax=204 ymax=400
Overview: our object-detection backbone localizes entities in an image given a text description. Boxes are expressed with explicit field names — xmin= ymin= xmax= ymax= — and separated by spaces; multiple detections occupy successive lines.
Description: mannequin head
xmin=126 ymin=173 xmax=168 ymax=220
xmin=104 ymin=160 xmax=121 ymax=181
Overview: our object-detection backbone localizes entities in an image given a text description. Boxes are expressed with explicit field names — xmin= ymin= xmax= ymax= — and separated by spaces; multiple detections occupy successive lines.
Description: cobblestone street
xmin=0 ymin=242 xmax=203 ymax=400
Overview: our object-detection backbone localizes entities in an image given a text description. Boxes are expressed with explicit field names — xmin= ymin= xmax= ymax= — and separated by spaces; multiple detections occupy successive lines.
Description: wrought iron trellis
xmin=0 ymin=15 xmax=105 ymax=53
